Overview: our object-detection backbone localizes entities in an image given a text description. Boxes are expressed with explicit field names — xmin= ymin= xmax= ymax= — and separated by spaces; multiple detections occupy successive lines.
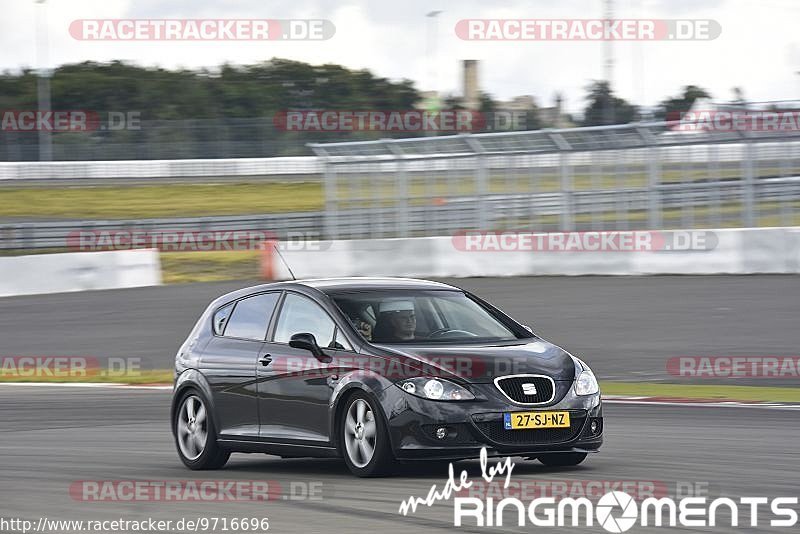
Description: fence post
xmin=385 ymin=141 xmax=409 ymax=238
xmin=741 ymin=137 xmax=756 ymax=227
xmin=638 ymin=126 xmax=662 ymax=229
xmin=310 ymin=145 xmax=337 ymax=240
xmin=465 ymin=136 xmax=488 ymax=230
xmin=548 ymin=131 xmax=573 ymax=231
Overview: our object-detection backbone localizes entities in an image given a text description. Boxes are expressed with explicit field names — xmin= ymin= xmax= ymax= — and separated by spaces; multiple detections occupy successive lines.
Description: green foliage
xmin=0 ymin=59 xmax=422 ymax=158
xmin=656 ymin=85 xmax=712 ymax=120
xmin=2 ymin=59 xmax=420 ymax=120
xmin=581 ymin=80 xmax=638 ymax=126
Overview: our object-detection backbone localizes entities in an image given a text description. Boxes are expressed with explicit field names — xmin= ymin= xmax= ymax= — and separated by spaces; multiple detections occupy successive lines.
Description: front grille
xmin=494 ymin=375 xmax=555 ymax=404
xmin=472 ymin=411 xmax=586 ymax=446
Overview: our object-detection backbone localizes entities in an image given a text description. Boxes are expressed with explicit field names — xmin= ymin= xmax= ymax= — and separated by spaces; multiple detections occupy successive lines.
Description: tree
xmin=656 ymin=85 xmax=712 ymax=120
xmin=0 ymin=58 xmax=424 ymax=159
xmin=581 ymin=81 xmax=637 ymax=126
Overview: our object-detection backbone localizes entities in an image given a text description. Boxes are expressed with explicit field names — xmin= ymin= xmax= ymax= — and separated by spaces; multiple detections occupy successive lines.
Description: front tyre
xmin=340 ymin=392 xmax=395 ymax=477
xmin=538 ymin=452 xmax=588 ymax=467
xmin=174 ymin=390 xmax=230 ymax=470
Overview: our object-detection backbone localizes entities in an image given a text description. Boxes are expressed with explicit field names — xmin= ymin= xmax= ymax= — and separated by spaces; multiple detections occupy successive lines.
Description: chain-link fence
xmin=0 ymin=116 xmax=440 ymax=162
xmin=312 ymin=123 xmax=800 ymax=238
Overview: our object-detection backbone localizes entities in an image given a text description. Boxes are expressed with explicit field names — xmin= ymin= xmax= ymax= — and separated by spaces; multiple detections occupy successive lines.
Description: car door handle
xmin=259 ymin=354 xmax=273 ymax=366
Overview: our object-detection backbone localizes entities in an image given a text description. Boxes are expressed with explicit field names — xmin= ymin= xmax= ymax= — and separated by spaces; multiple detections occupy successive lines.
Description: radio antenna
xmin=273 ymin=243 xmax=297 ymax=281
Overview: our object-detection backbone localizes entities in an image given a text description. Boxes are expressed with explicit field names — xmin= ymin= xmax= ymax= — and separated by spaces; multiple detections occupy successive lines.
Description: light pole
xmin=35 ymin=0 xmax=52 ymax=161
xmin=603 ymin=0 xmax=615 ymax=125
xmin=426 ymin=11 xmax=442 ymax=104
xmin=424 ymin=11 xmax=442 ymax=136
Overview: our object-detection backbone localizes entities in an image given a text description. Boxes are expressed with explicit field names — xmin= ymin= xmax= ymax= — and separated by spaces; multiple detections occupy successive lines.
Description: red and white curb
xmin=1 ymin=383 xmax=798 ymax=409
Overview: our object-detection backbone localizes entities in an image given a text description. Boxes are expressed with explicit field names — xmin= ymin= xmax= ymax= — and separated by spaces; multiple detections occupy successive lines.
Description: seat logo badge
xmin=522 ymin=383 xmax=537 ymax=395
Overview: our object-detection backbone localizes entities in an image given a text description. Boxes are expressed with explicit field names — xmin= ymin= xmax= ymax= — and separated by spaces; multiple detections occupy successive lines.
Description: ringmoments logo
xmin=398 ymin=448 xmax=800 ymax=530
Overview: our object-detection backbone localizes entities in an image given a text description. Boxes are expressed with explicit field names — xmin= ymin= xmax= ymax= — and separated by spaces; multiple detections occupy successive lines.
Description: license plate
xmin=504 ymin=411 xmax=570 ymax=430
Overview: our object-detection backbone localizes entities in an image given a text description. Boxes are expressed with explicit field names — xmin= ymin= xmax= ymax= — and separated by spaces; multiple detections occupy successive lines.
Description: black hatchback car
xmin=172 ymin=277 xmax=603 ymax=476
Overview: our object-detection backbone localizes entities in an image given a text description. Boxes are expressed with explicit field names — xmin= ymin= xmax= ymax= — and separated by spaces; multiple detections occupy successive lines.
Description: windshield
xmin=330 ymin=290 xmax=521 ymax=344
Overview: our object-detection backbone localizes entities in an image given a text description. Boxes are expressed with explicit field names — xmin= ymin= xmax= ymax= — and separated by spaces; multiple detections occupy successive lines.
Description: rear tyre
xmin=174 ymin=390 xmax=230 ymax=470
xmin=538 ymin=452 xmax=588 ymax=467
xmin=340 ymin=392 xmax=395 ymax=477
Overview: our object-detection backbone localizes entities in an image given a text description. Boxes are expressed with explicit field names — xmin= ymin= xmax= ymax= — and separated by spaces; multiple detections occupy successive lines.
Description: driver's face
xmin=390 ymin=311 xmax=416 ymax=337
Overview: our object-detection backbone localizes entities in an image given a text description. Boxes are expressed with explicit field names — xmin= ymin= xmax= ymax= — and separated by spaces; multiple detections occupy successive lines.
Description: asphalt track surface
xmin=0 ymin=276 xmax=798 ymax=384
xmin=1 ymin=385 xmax=798 ymax=534
xmin=1 ymin=277 xmax=799 ymax=533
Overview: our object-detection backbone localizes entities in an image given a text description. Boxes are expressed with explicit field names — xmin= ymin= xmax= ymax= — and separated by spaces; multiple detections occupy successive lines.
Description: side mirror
xmin=522 ymin=324 xmax=534 ymax=334
xmin=289 ymin=332 xmax=326 ymax=359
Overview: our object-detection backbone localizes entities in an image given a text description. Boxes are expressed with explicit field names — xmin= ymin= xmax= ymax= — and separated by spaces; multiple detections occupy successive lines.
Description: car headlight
xmin=396 ymin=377 xmax=475 ymax=401
xmin=574 ymin=368 xmax=600 ymax=396
xmin=571 ymin=356 xmax=600 ymax=396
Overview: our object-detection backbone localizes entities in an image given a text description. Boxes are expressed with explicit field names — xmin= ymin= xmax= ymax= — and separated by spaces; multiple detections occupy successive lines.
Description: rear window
xmin=212 ymin=304 xmax=233 ymax=335
xmin=222 ymin=292 xmax=280 ymax=340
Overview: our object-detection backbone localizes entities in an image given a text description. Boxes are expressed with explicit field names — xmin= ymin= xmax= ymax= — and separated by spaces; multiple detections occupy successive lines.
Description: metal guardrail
xmin=2 ymin=176 xmax=799 ymax=249
xmin=2 ymin=122 xmax=800 ymax=247
xmin=310 ymin=122 xmax=800 ymax=237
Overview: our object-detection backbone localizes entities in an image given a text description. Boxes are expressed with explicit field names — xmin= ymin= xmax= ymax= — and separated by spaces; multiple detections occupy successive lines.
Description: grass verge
xmin=6 ymin=161 xmax=800 ymax=220
xmin=0 ymin=369 xmax=174 ymax=385
xmin=0 ymin=182 xmax=323 ymax=219
xmin=601 ymin=381 xmax=800 ymax=403
xmin=160 ymin=250 xmax=259 ymax=284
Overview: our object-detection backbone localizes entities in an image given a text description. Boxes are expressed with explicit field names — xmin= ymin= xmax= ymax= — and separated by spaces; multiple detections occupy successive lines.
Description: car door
xmin=200 ymin=291 xmax=280 ymax=439
xmin=258 ymin=291 xmax=354 ymax=444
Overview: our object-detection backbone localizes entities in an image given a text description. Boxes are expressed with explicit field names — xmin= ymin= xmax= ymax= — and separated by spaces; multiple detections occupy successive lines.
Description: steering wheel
xmin=428 ymin=328 xmax=478 ymax=339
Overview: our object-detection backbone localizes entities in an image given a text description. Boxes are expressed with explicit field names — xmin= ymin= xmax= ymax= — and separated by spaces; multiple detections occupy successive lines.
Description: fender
xmin=328 ymin=370 xmax=395 ymax=450
xmin=170 ymin=369 xmax=214 ymax=436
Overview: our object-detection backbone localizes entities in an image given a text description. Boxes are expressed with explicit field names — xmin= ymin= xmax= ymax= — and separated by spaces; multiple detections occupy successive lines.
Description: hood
xmin=375 ymin=339 xmax=577 ymax=384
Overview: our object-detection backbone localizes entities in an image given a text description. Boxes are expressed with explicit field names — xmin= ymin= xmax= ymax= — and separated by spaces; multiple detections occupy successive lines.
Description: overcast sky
xmin=1 ymin=0 xmax=798 ymax=113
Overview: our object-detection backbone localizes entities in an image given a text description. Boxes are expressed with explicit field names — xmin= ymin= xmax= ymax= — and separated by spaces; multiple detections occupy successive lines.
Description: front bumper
xmin=379 ymin=381 xmax=603 ymax=460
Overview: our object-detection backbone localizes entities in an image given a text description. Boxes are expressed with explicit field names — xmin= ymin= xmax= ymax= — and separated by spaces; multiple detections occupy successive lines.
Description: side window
xmin=224 ymin=293 xmax=280 ymax=341
xmin=274 ymin=293 xmax=337 ymax=348
xmin=333 ymin=329 xmax=353 ymax=351
xmin=213 ymin=304 xmax=233 ymax=335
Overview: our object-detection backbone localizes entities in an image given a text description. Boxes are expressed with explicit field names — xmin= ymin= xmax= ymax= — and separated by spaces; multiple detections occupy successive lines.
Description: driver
xmin=378 ymin=300 xmax=416 ymax=341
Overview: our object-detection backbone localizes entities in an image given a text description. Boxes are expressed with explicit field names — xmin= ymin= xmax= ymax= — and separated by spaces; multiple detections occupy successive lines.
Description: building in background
xmin=461 ymin=60 xmax=480 ymax=111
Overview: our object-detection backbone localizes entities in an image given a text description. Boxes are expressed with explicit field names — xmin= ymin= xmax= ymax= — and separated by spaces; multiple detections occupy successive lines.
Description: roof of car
xmin=209 ymin=278 xmax=462 ymax=307
xmin=294 ymin=277 xmax=459 ymax=292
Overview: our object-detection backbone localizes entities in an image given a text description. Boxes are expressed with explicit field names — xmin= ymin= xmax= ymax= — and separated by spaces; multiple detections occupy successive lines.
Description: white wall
xmin=0 ymin=249 xmax=162 ymax=297
xmin=268 ymin=227 xmax=800 ymax=279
